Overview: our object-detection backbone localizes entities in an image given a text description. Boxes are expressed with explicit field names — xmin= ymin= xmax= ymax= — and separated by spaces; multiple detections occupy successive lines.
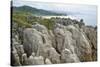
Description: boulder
xmin=22 ymin=53 xmax=28 ymax=65
xmin=48 ymin=47 xmax=60 ymax=64
xmin=61 ymin=49 xmax=80 ymax=63
xmin=45 ymin=58 xmax=52 ymax=64
xmin=66 ymin=25 xmax=92 ymax=61
xmin=12 ymin=50 xmax=21 ymax=66
xmin=23 ymin=28 xmax=42 ymax=57
xmin=28 ymin=56 xmax=44 ymax=65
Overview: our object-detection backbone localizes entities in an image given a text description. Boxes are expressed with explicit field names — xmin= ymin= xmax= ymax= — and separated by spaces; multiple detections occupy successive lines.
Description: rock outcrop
xmin=11 ymin=18 xmax=97 ymax=66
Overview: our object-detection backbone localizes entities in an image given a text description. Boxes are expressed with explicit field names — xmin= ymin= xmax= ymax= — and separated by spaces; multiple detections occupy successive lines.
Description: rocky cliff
xmin=11 ymin=18 xmax=97 ymax=66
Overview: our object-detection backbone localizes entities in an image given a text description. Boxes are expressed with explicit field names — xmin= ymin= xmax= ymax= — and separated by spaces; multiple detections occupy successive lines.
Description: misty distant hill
xmin=12 ymin=5 xmax=66 ymax=16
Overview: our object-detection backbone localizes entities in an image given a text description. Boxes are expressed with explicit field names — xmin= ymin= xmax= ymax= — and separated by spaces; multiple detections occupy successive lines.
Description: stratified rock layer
xmin=11 ymin=19 xmax=97 ymax=66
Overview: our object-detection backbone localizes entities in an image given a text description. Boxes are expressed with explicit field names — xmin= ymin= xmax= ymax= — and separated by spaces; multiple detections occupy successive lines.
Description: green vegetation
xmin=13 ymin=5 xmax=65 ymax=16
xmin=12 ymin=11 xmax=32 ymax=28
xmin=12 ymin=11 xmax=55 ymax=30
xmin=12 ymin=5 xmax=68 ymax=30
xmin=39 ymin=18 xmax=55 ymax=30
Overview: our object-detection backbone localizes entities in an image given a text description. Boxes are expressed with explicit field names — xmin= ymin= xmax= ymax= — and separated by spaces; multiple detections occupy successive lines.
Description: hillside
xmin=12 ymin=5 xmax=66 ymax=16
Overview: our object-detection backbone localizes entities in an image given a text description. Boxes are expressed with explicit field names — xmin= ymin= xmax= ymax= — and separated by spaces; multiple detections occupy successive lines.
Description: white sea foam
xmin=41 ymin=15 xmax=77 ymax=20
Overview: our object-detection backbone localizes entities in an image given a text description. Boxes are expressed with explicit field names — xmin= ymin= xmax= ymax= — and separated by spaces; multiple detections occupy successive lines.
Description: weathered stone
xmin=22 ymin=53 xmax=28 ymax=65
xmin=33 ymin=56 xmax=44 ymax=65
xmin=61 ymin=49 xmax=80 ymax=63
xmin=12 ymin=50 xmax=21 ymax=66
xmin=82 ymin=26 xmax=97 ymax=61
xmin=45 ymin=58 xmax=52 ymax=64
xmin=11 ymin=21 xmax=97 ymax=65
xmin=66 ymin=25 xmax=92 ymax=61
xmin=23 ymin=28 xmax=42 ymax=57
xmin=23 ymin=24 xmax=52 ymax=58
xmin=28 ymin=55 xmax=35 ymax=65
xmin=28 ymin=56 xmax=44 ymax=65
xmin=48 ymin=47 xmax=60 ymax=64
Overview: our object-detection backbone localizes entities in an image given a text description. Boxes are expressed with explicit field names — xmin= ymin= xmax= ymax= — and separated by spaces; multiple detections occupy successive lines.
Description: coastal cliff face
xmin=11 ymin=18 xmax=97 ymax=66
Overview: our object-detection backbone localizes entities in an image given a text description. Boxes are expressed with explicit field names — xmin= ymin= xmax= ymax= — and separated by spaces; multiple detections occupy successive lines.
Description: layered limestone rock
xmin=66 ymin=25 xmax=92 ymax=61
xmin=45 ymin=58 xmax=52 ymax=64
xmin=82 ymin=26 xmax=97 ymax=61
xmin=11 ymin=21 xmax=97 ymax=66
xmin=61 ymin=48 xmax=79 ymax=63
xmin=28 ymin=56 xmax=44 ymax=65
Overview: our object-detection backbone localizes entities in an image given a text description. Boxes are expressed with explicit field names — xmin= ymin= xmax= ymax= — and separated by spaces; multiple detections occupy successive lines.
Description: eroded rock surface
xmin=11 ymin=20 xmax=97 ymax=66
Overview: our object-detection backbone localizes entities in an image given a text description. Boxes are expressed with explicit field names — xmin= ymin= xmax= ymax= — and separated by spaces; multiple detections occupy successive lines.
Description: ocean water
xmin=67 ymin=11 xmax=97 ymax=27
xmin=41 ymin=4 xmax=97 ymax=27
xmin=61 ymin=5 xmax=97 ymax=27
xmin=42 ymin=11 xmax=97 ymax=27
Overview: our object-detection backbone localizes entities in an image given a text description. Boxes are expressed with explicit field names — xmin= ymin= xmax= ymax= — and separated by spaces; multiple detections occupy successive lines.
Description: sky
xmin=12 ymin=0 xmax=97 ymax=26
xmin=13 ymin=0 xmax=97 ymax=13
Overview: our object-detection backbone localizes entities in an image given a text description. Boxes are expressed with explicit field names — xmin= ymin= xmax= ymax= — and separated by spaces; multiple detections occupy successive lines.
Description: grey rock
xmin=82 ymin=26 xmax=97 ymax=61
xmin=23 ymin=23 xmax=52 ymax=58
xmin=28 ymin=55 xmax=35 ymax=65
xmin=45 ymin=58 xmax=52 ymax=64
xmin=53 ymin=24 xmax=65 ymax=53
xmin=33 ymin=56 xmax=44 ymax=65
xmin=61 ymin=49 xmax=80 ymax=63
xmin=22 ymin=53 xmax=28 ymax=65
xmin=66 ymin=25 xmax=92 ymax=61
xmin=32 ymin=23 xmax=48 ymax=34
xmin=48 ymin=47 xmax=60 ymax=64
xmin=12 ymin=50 xmax=21 ymax=66
xmin=28 ymin=56 xmax=44 ymax=65
xmin=23 ymin=28 xmax=42 ymax=56
xmin=11 ymin=21 xmax=97 ymax=65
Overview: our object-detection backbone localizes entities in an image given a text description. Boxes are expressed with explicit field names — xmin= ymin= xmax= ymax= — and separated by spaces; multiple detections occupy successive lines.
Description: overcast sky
xmin=13 ymin=0 xmax=97 ymax=13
